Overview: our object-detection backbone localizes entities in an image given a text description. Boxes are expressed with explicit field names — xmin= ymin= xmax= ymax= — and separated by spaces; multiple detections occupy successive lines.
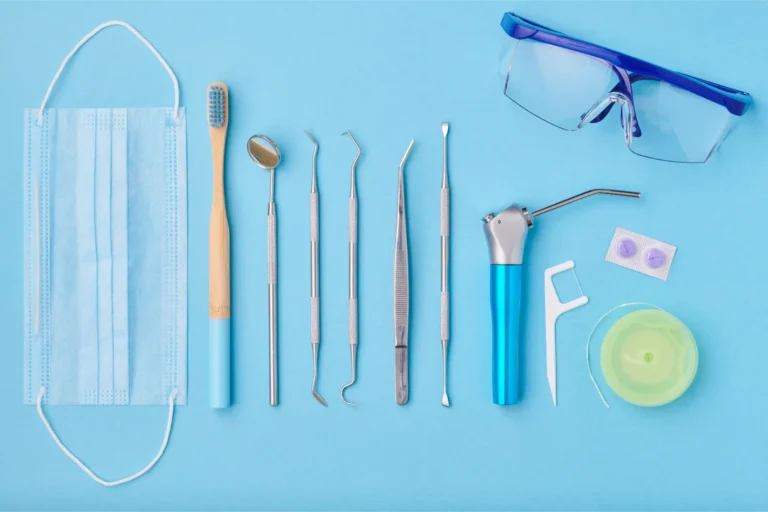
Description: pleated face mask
xmin=22 ymin=21 xmax=187 ymax=486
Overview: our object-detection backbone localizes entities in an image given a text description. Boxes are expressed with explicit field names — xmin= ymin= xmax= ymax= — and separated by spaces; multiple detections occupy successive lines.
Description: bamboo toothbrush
xmin=208 ymin=82 xmax=230 ymax=408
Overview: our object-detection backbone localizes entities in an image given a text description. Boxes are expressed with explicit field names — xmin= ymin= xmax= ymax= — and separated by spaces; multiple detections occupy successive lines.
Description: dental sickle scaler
xmin=305 ymin=131 xmax=326 ymax=407
xmin=483 ymin=189 xmax=640 ymax=405
xmin=341 ymin=130 xmax=362 ymax=406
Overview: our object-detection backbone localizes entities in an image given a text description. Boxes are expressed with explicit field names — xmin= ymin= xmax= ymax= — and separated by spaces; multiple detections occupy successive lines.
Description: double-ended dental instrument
xmin=394 ymin=140 xmax=415 ymax=405
xmin=247 ymin=135 xmax=283 ymax=406
xmin=440 ymin=122 xmax=450 ymax=407
xmin=305 ymin=131 xmax=326 ymax=407
xmin=498 ymin=12 xmax=752 ymax=163
xmin=483 ymin=189 xmax=640 ymax=405
xmin=208 ymin=82 xmax=231 ymax=409
xmin=341 ymin=131 xmax=361 ymax=406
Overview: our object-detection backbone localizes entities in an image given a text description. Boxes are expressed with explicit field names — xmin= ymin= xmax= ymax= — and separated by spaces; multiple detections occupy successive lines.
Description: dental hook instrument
xmin=440 ymin=122 xmax=450 ymax=408
xmin=394 ymin=140 xmax=414 ymax=405
xmin=341 ymin=130 xmax=361 ymax=406
xmin=305 ymin=131 xmax=326 ymax=407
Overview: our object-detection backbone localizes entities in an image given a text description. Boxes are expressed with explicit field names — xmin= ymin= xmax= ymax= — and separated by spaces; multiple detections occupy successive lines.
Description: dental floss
xmin=586 ymin=302 xmax=664 ymax=408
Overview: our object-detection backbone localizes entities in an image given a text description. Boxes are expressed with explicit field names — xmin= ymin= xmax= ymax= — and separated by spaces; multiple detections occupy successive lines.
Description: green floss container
xmin=600 ymin=309 xmax=698 ymax=407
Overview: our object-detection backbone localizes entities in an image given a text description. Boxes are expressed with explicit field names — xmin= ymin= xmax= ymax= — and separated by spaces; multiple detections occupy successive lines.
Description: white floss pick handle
xmin=605 ymin=228 xmax=676 ymax=281
xmin=544 ymin=260 xmax=588 ymax=407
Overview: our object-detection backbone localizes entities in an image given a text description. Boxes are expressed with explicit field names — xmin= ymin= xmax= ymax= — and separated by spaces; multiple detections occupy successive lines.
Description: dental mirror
xmin=247 ymin=135 xmax=281 ymax=170
xmin=247 ymin=133 xmax=283 ymax=406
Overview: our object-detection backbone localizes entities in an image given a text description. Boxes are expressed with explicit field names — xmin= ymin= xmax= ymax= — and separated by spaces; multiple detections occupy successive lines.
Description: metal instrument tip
xmin=304 ymin=130 xmax=318 ymax=146
xmin=343 ymin=130 xmax=361 ymax=157
xmin=442 ymin=122 xmax=448 ymax=136
xmin=340 ymin=381 xmax=358 ymax=406
xmin=341 ymin=345 xmax=358 ymax=405
xmin=441 ymin=339 xmax=450 ymax=407
xmin=399 ymin=140 xmax=415 ymax=171
xmin=305 ymin=130 xmax=319 ymax=191
xmin=311 ymin=344 xmax=326 ymax=406
xmin=313 ymin=390 xmax=327 ymax=407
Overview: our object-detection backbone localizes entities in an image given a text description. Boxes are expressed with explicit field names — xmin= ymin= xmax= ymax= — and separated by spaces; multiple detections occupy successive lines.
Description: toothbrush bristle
xmin=207 ymin=84 xmax=226 ymax=128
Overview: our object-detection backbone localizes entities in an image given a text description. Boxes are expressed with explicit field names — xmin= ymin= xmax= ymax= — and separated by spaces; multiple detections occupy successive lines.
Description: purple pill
xmin=645 ymin=248 xmax=666 ymax=268
xmin=616 ymin=238 xmax=636 ymax=258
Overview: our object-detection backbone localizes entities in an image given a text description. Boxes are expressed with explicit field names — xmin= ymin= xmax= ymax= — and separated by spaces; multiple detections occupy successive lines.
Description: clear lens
xmin=502 ymin=38 xmax=617 ymax=130
xmin=629 ymin=80 xmax=730 ymax=163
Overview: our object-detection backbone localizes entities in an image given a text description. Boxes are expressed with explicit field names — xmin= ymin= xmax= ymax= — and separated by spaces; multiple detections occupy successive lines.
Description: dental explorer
xmin=247 ymin=135 xmax=283 ymax=406
xmin=394 ymin=140 xmax=414 ymax=405
xmin=440 ymin=122 xmax=450 ymax=408
xmin=305 ymin=131 xmax=326 ymax=407
xmin=341 ymin=130 xmax=361 ymax=406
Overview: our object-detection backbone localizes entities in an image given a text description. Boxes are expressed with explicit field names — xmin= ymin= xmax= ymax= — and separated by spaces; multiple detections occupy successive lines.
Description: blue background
xmin=1 ymin=1 xmax=767 ymax=510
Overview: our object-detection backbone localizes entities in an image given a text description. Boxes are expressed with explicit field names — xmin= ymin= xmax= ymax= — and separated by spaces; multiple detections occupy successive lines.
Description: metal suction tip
xmin=312 ymin=344 xmax=327 ymax=407
xmin=340 ymin=345 xmax=358 ymax=406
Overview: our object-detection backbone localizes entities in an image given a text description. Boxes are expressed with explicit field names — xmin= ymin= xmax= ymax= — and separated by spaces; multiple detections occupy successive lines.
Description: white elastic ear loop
xmin=586 ymin=302 xmax=663 ymax=409
xmin=36 ymin=387 xmax=178 ymax=487
xmin=36 ymin=20 xmax=180 ymax=127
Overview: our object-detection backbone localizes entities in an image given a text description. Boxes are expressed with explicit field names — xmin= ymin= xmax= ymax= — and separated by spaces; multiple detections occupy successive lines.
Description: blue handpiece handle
xmin=491 ymin=264 xmax=523 ymax=405
xmin=209 ymin=318 xmax=231 ymax=408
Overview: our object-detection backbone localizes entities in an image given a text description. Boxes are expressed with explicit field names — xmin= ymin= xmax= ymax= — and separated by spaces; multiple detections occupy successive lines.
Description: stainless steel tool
xmin=305 ymin=131 xmax=326 ymax=407
xmin=394 ymin=140 xmax=414 ymax=405
xmin=341 ymin=130 xmax=361 ymax=406
xmin=247 ymin=135 xmax=282 ymax=406
xmin=440 ymin=122 xmax=450 ymax=408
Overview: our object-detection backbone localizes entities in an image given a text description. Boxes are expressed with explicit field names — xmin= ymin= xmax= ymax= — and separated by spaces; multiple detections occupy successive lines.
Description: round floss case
xmin=600 ymin=309 xmax=698 ymax=407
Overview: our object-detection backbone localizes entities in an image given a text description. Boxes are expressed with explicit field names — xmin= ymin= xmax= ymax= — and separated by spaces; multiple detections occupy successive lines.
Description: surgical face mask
xmin=23 ymin=21 xmax=187 ymax=486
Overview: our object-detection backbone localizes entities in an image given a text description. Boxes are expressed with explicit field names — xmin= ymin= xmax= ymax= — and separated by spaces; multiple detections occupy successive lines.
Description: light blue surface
xmin=209 ymin=318 xmax=231 ymax=409
xmin=1 ymin=1 xmax=767 ymax=510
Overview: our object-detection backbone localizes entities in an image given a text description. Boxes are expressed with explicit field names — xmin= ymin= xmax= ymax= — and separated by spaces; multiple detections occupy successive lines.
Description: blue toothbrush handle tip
xmin=209 ymin=318 xmax=231 ymax=408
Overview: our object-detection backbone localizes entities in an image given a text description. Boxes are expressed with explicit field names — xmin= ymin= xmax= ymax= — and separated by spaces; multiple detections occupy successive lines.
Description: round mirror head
xmin=247 ymin=135 xmax=281 ymax=170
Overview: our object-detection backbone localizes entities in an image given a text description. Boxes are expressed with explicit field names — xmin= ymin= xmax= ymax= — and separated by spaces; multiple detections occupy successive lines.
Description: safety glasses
xmin=499 ymin=13 xmax=752 ymax=163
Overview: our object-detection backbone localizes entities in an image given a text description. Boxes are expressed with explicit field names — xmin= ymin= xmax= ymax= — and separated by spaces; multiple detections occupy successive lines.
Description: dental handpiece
xmin=483 ymin=189 xmax=640 ymax=405
xmin=305 ymin=132 xmax=326 ymax=407
xmin=394 ymin=140 xmax=414 ymax=405
xmin=341 ymin=131 xmax=361 ymax=406
xmin=440 ymin=122 xmax=450 ymax=408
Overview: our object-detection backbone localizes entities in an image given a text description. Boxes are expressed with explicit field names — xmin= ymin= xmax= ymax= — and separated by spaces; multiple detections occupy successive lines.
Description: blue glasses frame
xmin=500 ymin=13 xmax=752 ymax=117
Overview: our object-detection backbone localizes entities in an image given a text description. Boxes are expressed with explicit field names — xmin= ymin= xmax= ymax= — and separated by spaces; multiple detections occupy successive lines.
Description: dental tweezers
xmin=394 ymin=140 xmax=414 ymax=405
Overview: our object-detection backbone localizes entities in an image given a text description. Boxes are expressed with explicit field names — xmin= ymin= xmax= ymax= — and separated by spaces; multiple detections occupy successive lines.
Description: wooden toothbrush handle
xmin=209 ymin=207 xmax=230 ymax=318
